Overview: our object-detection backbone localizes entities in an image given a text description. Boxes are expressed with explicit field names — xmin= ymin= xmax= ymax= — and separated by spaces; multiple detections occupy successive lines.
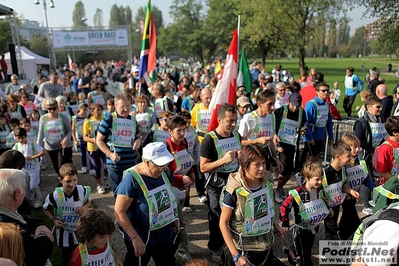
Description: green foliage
xmin=0 ymin=18 xmax=12 ymax=54
xmin=348 ymin=27 xmax=369 ymax=57
xmin=93 ymin=8 xmax=103 ymax=27
xmin=109 ymin=5 xmax=132 ymax=26
xmin=28 ymin=35 xmax=49 ymax=57
xmin=72 ymin=1 xmax=87 ymax=28
xmin=355 ymin=0 xmax=399 ymax=18
xmin=158 ymin=0 xmax=236 ymax=63
xmin=373 ymin=23 xmax=399 ymax=56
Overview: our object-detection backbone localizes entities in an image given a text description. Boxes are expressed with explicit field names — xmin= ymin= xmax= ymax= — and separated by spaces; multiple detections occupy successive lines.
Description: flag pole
xmin=237 ymin=15 xmax=240 ymax=65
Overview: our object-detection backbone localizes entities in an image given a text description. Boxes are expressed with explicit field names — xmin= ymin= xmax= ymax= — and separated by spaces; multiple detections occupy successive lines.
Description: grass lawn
xmin=263 ymin=56 xmax=399 ymax=116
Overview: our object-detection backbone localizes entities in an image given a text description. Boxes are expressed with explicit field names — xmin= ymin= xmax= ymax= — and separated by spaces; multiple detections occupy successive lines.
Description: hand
xmin=74 ymin=140 xmax=78 ymax=147
xmin=257 ymin=136 xmax=271 ymax=145
xmin=222 ymin=150 xmax=234 ymax=164
xmin=273 ymin=223 xmax=285 ymax=238
xmin=282 ymin=226 xmax=290 ymax=233
xmin=109 ymin=152 xmax=121 ymax=162
xmin=60 ymin=138 xmax=67 ymax=149
xmin=236 ymin=255 xmax=249 ymax=266
xmin=351 ymin=190 xmax=360 ymax=202
xmin=25 ymin=155 xmax=32 ymax=160
xmin=132 ymin=138 xmax=142 ymax=151
xmin=132 ymin=235 xmax=146 ymax=257
xmin=75 ymin=204 xmax=89 ymax=216
xmin=182 ymin=175 xmax=193 ymax=187
xmin=276 ymin=159 xmax=284 ymax=173
xmin=308 ymin=140 xmax=315 ymax=146
xmin=34 ymin=225 xmax=54 ymax=242
xmin=53 ymin=218 xmax=64 ymax=229
xmin=328 ymin=208 xmax=334 ymax=218
xmin=356 ymin=106 xmax=361 ymax=111
xmin=172 ymin=220 xmax=179 ymax=234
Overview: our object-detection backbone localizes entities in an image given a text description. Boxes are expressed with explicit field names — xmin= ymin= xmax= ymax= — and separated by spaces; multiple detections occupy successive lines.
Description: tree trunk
xmin=298 ymin=47 xmax=307 ymax=76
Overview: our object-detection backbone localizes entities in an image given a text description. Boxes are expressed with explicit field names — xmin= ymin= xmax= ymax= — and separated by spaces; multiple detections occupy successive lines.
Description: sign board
xmin=52 ymin=29 xmax=129 ymax=48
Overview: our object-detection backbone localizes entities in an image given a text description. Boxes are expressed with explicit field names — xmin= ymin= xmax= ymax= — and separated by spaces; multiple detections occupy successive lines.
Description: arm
xmin=87 ymin=92 xmax=92 ymax=106
xmin=354 ymin=119 xmax=374 ymax=155
xmin=71 ymin=118 xmax=78 ymax=144
xmin=342 ymin=184 xmax=360 ymax=201
xmin=114 ymin=194 xmax=146 ymax=257
xmin=219 ymin=205 xmax=247 ymax=265
xmin=356 ymin=75 xmax=364 ymax=92
xmin=60 ymin=114 xmax=72 ymax=148
xmin=304 ymin=102 xmax=315 ymax=142
xmin=96 ymin=131 xmax=119 ymax=162
xmin=200 ymin=156 xmax=228 ymax=173
xmin=326 ymin=111 xmax=334 ymax=143
xmin=37 ymin=116 xmax=45 ymax=147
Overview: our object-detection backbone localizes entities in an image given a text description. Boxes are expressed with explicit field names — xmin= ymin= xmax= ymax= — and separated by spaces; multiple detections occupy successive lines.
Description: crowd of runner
xmin=0 ymin=58 xmax=399 ymax=266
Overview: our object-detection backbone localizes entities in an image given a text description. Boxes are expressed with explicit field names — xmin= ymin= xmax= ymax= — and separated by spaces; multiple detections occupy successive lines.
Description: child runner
xmin=42 ymin=163 xmax=92 ymax=266
xmin=339 ymin=134 xmax=374 ymax=239
xmin=372 ymin=116 xmax=399 ymax=212
xmin=28 ymin=110 xmax=40 ymax=136
xmin=69 ymin=209 xmax=123 ymax=266
xmin=322 ymin=142 xmax=359 ymax=240
xmin=19 ymin=118 xmax=37 ymax=141
xmin=83 ymin=103 xmax=109 ymax=194
xmin=280 ymin=160 xmax=333 ymax=266
xmin=12 ymin=127 xmax=46 ymax=209
xmin=5 ymin=118 xmax=20 ymax=148
xmin=72 ymin=103 xmax=89 ymax=174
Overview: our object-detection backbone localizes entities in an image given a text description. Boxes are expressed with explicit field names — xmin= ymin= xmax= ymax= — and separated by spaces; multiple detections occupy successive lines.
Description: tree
xmin=355 ymin=0 xmax=399 ymax=18
xmin=72 ymin=1 xmax=87 ymax=28
xmin=337 ymin=16 xmax=351 ymax=45
xmin=372 ymin=23 xmax=399 ymax=57
xmin=0 ymin=19 xmax=13 ymax=54
xmin=158 ymin=0 xmax=205 ymax=62
xmin=110 ymin=5 xmax=132 ymax=26
xmin=28 ymin=35 xmax=49 ymax=57
xmin=348 ymin=26 xmax=369 ymax=57
xmin=328 ymin=19 xmax=337 ymax=49
xmin=134 ymin=5 xmax=164 ymax=35
xmin=93 ymin=8 xmax=103 ymax=27
xmin=109 ymin=4 xmax=120 ymax=26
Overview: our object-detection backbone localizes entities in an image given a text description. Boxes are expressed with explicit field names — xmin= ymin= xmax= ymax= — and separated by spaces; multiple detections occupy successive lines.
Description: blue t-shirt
xmin=114 ymin=170 xmax=175 ymax=248
xmin=97 ymin=112 xmax=138 ymax=169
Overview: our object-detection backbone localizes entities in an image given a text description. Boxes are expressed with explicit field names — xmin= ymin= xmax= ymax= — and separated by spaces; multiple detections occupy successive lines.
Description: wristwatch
xmin=232 ymin=253 xmax=242 ymax=262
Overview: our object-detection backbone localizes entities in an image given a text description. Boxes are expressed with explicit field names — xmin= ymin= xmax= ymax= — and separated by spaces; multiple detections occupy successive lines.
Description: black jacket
xmin=0 ymin=206 xmax=53 ymax=266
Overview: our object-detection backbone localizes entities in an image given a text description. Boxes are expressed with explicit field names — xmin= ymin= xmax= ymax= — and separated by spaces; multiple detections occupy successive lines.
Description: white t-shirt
xmin=275 ymin=93 xmax=290 ymax=109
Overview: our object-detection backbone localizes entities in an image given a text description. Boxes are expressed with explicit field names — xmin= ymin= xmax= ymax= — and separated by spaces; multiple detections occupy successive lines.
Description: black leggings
xmin=47 ymin=147 xmax=73 ymax=176
xmin=343 ymin=95 xmax=357 ymax=117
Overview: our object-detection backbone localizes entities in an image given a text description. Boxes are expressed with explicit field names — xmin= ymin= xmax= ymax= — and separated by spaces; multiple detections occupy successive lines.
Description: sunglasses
xmin=318 ymin=90 xmax=328 ymax=92
xmin=151 ymin=162 xmax=169 ymax=171
xmin=372 ymin=105 xmax=382 ymax=109
xmin=47 ymin=107 xmax=57 ymax=111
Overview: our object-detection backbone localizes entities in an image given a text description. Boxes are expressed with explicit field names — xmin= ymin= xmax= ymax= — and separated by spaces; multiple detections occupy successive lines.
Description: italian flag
xmin=237 ymin=47 xmax=252 ymax=93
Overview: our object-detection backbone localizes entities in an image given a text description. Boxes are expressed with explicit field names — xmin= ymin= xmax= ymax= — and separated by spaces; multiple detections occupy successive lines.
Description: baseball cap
xmin=289 ymin=92 xmax=302 ymax=107
xmin=142 ymin=142 xmax=174 ymax=166
xmin=237 ymin=97 xmax=251 ymax=107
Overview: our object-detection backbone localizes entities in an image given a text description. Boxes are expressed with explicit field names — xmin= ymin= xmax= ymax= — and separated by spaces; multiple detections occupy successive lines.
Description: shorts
xmin=305 ymin=140 xmax=323 ymax=157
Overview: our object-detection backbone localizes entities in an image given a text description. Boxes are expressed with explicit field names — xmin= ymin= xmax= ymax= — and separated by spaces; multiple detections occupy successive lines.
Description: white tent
xmin=4 ymin=46 xmax=50 ymax=80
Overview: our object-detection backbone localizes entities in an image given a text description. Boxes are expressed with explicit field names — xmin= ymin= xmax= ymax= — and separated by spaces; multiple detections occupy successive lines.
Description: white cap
xmin=142 ymin=142 xmax=174 ymax=166
xmin=131 ymin=65 xmax=139 ymax=73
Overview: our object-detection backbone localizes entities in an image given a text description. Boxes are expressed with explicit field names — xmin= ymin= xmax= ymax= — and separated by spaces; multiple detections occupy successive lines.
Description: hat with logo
xmin=289 ymin=92 xmax=302 ymax=107
xmin=236 ymin=97 xmax=251 ymax=107
xmin=142 ymin=142 xmax=174 ymax=166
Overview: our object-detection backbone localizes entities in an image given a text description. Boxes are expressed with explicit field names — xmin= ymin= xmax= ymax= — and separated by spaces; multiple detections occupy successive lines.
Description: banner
xmin=52 ymin=29 xmax=129 ymax=48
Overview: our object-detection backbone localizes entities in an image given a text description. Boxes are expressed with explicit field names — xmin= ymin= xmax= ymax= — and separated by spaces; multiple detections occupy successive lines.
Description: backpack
xmin=351 ymin=203 xmax=399 ymax=265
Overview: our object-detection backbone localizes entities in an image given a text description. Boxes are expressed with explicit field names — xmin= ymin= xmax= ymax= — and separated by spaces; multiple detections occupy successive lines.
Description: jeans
xmin=108 ymin=166 xmax=125 ymax=192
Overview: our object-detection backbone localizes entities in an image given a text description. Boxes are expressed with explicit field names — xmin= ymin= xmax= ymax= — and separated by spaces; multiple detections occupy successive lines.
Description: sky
xmin=4 ymin=0 xmax=376 ymax=35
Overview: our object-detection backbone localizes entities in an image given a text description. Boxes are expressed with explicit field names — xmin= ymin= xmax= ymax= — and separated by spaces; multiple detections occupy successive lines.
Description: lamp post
xmin=34 ymin=0 xmax=55 ymax=69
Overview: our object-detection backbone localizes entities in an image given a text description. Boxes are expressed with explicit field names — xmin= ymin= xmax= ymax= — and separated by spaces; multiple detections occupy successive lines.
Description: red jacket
xmin=166 ymin=137 xmax=194 ymax=188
